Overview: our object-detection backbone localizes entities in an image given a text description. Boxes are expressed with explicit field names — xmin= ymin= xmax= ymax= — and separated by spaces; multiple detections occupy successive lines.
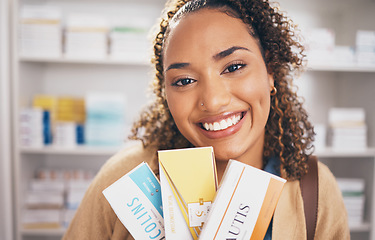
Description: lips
xmin=197 ymin=111 xmax=247 ymax=139
xmin=199 ymin=112 xmax=245 ymax=132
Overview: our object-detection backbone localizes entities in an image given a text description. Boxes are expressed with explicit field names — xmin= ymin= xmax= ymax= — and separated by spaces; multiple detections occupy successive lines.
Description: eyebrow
xmin=213 ymin=46 xmax=251 ymax=60
xmin=165 ymin=62 xmax=190 ymax=72
xmin=165 ymin=46 xmax=250 ymax=72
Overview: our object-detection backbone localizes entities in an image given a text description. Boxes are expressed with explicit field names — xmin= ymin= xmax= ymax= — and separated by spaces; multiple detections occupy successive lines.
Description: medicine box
xmin=103 ymin=162 xmax=165 ymax=240
xmin=199 ymin=159 xmax=286 ymax=240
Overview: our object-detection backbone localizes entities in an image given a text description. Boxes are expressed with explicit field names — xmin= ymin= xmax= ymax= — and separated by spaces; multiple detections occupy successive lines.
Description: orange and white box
xmin=200 ymin=159 xmax=286 ymax=240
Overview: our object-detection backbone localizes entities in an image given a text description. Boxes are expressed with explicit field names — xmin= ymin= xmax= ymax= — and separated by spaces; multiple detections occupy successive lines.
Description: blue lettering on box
xmin=129 ymin=163 xmax=163 ymax=217
xmin=127 ymin=197 xmax=165 ymax=240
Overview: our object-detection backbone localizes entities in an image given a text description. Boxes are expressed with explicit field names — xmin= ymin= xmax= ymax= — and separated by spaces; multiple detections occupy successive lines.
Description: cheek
xmin=166 ymin=91 xmax=178 ymax=118
xmin=235 ymin=78 xmax=270 ymax=106
xmin=166 ymin=90 xmax=192 ymax=128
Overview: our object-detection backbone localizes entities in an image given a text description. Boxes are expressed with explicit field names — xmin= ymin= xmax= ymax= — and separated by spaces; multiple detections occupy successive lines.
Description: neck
xmin=215 ymin=136 xmax=265 ymax=183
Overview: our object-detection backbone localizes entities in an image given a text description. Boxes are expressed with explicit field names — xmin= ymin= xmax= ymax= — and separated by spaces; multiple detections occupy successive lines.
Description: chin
xmin=213 ymin=148 xmax=243 ymax=162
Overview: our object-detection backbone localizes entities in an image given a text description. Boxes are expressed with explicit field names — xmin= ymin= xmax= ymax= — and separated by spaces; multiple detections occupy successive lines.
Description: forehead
xmin=163 ymin=8 xmax=261 ymax=63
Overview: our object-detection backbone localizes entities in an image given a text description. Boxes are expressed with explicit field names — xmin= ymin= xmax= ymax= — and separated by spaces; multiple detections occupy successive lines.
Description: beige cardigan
xmin=63 ymin=142 xmax=350 ymax=240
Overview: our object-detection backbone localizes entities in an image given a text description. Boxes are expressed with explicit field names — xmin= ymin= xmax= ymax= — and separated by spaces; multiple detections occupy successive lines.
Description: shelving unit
xmin=0 ymin=0 xmax=13 ymax=239
xmin=282 ymin=0 xmax=375 ymax=239
xmin=21 ymin=228 xmax=66 ymax=237
xmin=315 ymin=148 xmax=375 ymax=235
xmin=317 ymin=153 xmax=375 ymax=240
xmin=11 ymin=0 xmax=165 ymax=240
xmin=315 ymin=148 xmax=375 ymax=158
xmin=309 ymin=63 xmax=375 ymax=73
xmin=304 ymin=62 xmax=375 ymax=239
xmin=19 ymin=56 xmax=150 ymax=66
xmin=20 ymin=146 xmax=125 ymax=156
xmin=9 ymin=0 xmax=375 ymax=240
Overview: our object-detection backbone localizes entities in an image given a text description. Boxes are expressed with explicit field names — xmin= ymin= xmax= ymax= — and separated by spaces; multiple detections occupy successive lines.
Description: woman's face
xmin=163 ymin=9 xmax=274 ymax=164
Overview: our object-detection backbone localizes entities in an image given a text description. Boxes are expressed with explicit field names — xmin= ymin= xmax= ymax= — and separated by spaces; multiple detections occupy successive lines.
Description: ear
xmin=263 ymin=50 xmax=274 ymax=88
xmin=268 ymin=73 xmax=274 ymax=89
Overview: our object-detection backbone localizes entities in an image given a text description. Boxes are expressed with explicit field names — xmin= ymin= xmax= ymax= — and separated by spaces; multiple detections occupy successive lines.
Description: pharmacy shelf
xmin=315 ymin=148 xmax=375 ymax=158
xmin=22 ymin=145 xmax=375 ymax=159
xmin=20 ymin=141 xmax=140 ymax=156
xmin=20 ymin=146 xmax=120 ymax=156
xmin=350 ymin=222 xmax=372 ymax=232
xmin=19 ymin=55 xmax=151 ymax=66
xmin=308 ymin=63 xmax=375 ymax=73
xmin=12 ymin=0 xmax=161 ymax=240
xmin=21 ymin=228 xmax=65 ymax=236
xmin=11 ymin=0 xmax=375 ymax=240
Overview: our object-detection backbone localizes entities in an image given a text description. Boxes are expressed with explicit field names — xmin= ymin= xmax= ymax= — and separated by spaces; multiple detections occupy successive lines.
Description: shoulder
xmin=315 ymin=160 xmax=350 ymax=239
xmin=316 ymin=161 xmax=342 ymax=201
xmin=316 ymin=160 xmax=344 ymax=214
xmin=273 ymin=158 xmax=349 ymax=239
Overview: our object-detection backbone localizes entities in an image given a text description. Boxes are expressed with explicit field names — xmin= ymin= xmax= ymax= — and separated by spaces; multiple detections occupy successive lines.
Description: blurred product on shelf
xmin=33 ymin=95 xmax=57 ymax=144
xmin=23 ymin=209 xmax=61 ymax=229
xmin=63 ymin=170 xmax=93 ymax=228
xmin=109 ymin=17 xmax=151 ymax=62
xmin=18 ymin=4 xmax=157 ymax=62
xmin=306 ymin=28 xmax=336 ymax=65
xmin=65 ymin=14 xmax=109 ymax=59
xmin=20 ymin=93 xmax=128 ymax=148
xmin=333 ymin=45 xmax=356 ymax=66
xmin=329 ymin=108 xmax=367 ymax=151
xmin=19 ymin=108 xmax=44 ymax=147
xmin=55 ymin=97 xmax=85 ymax=148
xmin=19 ymin=5 xmax=62 ymax=58
xmin=356 ymin=30 xmax=375 ymax=66
xmin=336 ymin=178 xmax=365 ymax=227
xmin=20 ymin=95 xmax=56 ymax=147
xmin=54 ymin=122 xmax=77 ymax=148
xmin=20 ymin=95 xmax=85 ymax=148
xmin=313 ymin=124 xmax=327 ymax=151
xmin=23 ymin=168 xmax=94 ymax=229
xmin=85 ymin=92 xmax=127 ymax=146
xmin=306 ymin=28 xmax=375 ymax=67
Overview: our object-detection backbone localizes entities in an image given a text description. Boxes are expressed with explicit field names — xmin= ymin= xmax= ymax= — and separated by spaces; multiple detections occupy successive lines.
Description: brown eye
xmin=228 ymin=64 xmax=240 ymax=72
xmin=222 ymin=63 xmax=246 ymax=74
xmin=173 ymin=78 xmax=196 ymax=86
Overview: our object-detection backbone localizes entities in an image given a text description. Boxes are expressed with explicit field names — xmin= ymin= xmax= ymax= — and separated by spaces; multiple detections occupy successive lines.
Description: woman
xmin=63 ymin=0 xmax=349 ymax=239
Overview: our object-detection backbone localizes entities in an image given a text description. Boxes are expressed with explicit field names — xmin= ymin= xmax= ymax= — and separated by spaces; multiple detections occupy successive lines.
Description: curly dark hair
xmin=129 ymin=0 xmax=315 ymax=180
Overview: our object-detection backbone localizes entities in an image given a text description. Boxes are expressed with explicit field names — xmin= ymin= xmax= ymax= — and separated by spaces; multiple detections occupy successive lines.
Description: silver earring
xmin=201 ymin=103 xmax=204 ymax=106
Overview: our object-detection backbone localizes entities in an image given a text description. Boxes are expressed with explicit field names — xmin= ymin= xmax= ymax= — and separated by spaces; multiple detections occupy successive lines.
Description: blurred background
xmin=0 ymin=0 xmax=375 ymax=239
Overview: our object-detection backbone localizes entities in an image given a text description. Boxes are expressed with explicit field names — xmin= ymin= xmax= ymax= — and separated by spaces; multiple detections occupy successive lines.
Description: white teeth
xmin=213 ymin=122 xmax=221 ymax=131
xmin=227 ymin=118 xmax=233 ymax=127
xmin=202 ymin=113 xmax=242 ymax=131
xmin=232 ymin=115 xmax=236 ymax=124
xmin=219 ymin=119 xmax=228 ymax=129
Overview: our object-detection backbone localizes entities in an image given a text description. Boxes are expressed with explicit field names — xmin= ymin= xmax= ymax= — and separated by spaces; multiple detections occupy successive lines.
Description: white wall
xmin=0 ymin=0 xmax=14 ymax=239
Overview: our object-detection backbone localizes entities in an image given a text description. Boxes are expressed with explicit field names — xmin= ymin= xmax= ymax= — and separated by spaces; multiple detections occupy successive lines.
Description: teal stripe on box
xmin=129 ymin=163 xmax=163 ymax=217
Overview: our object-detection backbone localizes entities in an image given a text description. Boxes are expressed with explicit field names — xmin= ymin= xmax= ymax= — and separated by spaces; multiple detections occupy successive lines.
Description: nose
xmin=200 ymin=76 xmax=231 ymax=112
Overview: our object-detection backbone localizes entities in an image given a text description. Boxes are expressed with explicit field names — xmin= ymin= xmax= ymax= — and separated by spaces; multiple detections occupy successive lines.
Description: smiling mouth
xmin=200 ymin=112 xmax=245 ymax=131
